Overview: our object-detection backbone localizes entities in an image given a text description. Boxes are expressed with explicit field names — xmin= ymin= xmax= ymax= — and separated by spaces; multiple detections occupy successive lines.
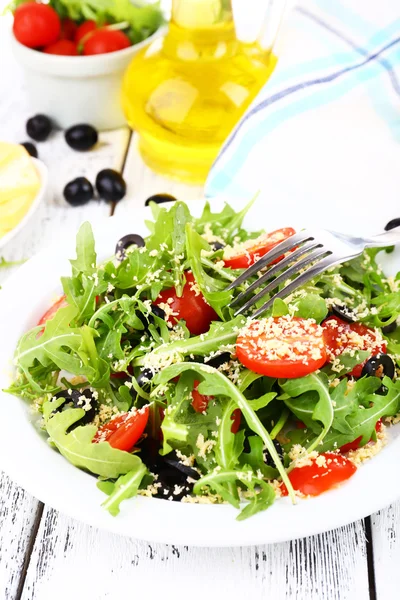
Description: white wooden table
xmin=0 ymin=21 xmax=399 ymax=600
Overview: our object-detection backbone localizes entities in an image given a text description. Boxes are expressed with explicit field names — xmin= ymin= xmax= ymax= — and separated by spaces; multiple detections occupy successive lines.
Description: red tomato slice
xmin=236 ymin=317 xmax=327 ymax=379
xmin=191 ymin=380 xmax=212 ymax=413
xmin=38 ymin=295 xmax=68 ymax=326
xmin=281 ymin=452 xmax=356 ymax=496
xmin=339 ymin=419 xmax=383 ymax=453
xmin=155 ymin=271 xmax=218 ymax=336
xmin=223 ymin=228 xmax=296 ymax=269
xmin=93 ymin=406 xmax=149 ymax=452
xmin=192 ymin=381 xmax=241 ymax=433
xmin=322 ymin=316 xmax=386 ymax=377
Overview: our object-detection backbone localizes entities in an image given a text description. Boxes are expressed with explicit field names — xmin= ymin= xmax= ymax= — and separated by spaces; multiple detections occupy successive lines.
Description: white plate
xmin=0 ymin=198 xmax=399 ymax=547
xmin=0 ymin=158 xmax=48 ymax=251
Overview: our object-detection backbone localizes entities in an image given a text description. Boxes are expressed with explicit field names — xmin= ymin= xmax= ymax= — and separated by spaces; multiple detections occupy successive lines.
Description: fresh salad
xmin=9 ymin=0 xmax=163 ymax=56
xmin=7 ymin=200 xmax=400 ymax=519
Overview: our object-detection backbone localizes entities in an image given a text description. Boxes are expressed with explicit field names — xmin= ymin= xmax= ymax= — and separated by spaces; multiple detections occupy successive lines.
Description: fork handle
xmin=364 ymin=225 xmax=400 ymax=248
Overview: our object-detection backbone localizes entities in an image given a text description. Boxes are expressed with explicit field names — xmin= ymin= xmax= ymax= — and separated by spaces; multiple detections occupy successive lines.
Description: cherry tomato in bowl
xmin=60 ymin=18 xmax=78 ymax=41
xmin=281 ymin=452 xmax=356 ymax=497
xmin=13 ymin=3 xmax=61 ymax=49
xmin=37 ymin=295 xmax=68 ymax=326
xmin=223 ymin=228 xmax=296 ymax=269
xmin=83 ymin=29 xmax=131 ymax=56
xmin=44 ymin=40 xmax=78 ymax=56
xmin=155 ymin=271 xmax=218 ymax=336
xmin=74 ymin=20 xmax=97 ymax=44
xmin=236 ymin=316 xmax=327 ymax=379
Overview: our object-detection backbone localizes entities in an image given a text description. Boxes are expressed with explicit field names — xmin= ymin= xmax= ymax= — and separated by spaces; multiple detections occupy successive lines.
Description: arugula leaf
xmin=295 ymin=294 xmax=328 ymax=323
xmin=0 ymin=256 xmax=26 ymax=268
xmin=281 ymin=372 xmax=334 ymax=451
xmin=239 ymin=435 xmax=278 ymax=478
xmin=99 ymin=463 xmax=148 ymax=516
xmin=44 ymin=406 xmax=142 ymax=478
xmin=154 ymin=362 xmax=295 ymax=502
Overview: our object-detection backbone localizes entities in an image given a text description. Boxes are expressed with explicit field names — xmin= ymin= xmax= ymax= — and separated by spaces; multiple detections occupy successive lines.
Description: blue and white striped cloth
xmin=205 ymin=0 xmax=400 ymax=229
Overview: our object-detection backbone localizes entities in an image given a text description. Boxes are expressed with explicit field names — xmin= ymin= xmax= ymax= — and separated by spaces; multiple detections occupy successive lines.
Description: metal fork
xmin=228 ymin=226 xmax=400 ymax=318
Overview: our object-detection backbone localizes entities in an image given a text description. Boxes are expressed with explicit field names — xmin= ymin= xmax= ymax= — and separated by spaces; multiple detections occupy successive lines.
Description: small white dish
xmin=0 ymin=198 xmax=399 ymax=547
xmin=0 ymin=158 xmax=48 ymax=251
xmin=11 ymin=28 xmax=162 ymax=130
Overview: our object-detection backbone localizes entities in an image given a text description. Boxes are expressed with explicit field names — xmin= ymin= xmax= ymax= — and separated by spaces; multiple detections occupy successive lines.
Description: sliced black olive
xmin=144 ymin=193 xmax=177 ymax=207
xmin=210 ymin=241 xmax=225 ymax=251
xmin=63 ymin=177 xmax=94 ymax=206
xmin=52 ymin=388 xmax=98 ymax=424
xmin=381 ymin=317 xmax=397 ymax=335
xmin=163 ymin=451 xmax=200 ymax=480
xmin=264 ymin=440 xmax=284 ymax=468
xmin=205 ymin=352 xmax=231 ymax=368
xmin=65 ymin=124 xmax=98 ymax=151
xmin=96 ymin=169 xmax=126 ymax=203
xmin=26 ymin=114 xmax=52 ymax=142
xmin=137 ymin=368 xmax=154 ymax=387
xmin=361 ymin=353 xmax=395 ymax=380
xmin=384 ymin=218 xmax=400 ymax=231
xmin=137 ymin=304 xmax=165 ymax=330
xmin=115 ymin=234 xmax=145 ymax=260
xmin=331 ymin=304 xmax=357 ymax=323
xmin=21 ymin=141 xmax=38 ymax=158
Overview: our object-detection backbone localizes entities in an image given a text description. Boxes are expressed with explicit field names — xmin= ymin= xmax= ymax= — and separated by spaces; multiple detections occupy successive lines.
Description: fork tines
xmin=228 ymin=231 xmax=332 ymax=318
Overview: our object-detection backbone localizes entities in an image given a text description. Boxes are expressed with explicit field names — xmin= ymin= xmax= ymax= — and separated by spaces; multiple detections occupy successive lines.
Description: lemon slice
xmin=0 ymin=142 xmax=41 ymax=238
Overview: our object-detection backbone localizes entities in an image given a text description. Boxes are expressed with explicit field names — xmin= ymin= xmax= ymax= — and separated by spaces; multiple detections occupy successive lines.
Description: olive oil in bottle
xmin=122 ymin=0 xmax=276 ymax=184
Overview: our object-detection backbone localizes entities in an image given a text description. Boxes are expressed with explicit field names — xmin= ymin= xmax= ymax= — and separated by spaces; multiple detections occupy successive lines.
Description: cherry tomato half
xmin=60 ymin=18 xmax=78 ymax=41
xmin=223 ymin=228 xmax=296 ymax=269
xmin=155 ymin=271 xmax=218 ymax=336
xmin=322 ymin=316 xmax=386 ymax=377
xmin=13 ymin=3 xmax=61 ymax=49
xmin=192 ymin=381 xmax=241 ymax=433
xmin=82 ymin=29 xmax=130 ymax=55
xmin=44 ymin=40 xmax=78 ymax=56
xmin=93 ymin=406 xmax=149 ymax=452
xmin=281 ymin=452 xmax=356 ymax=496
xmin=38 ymin=295 xmax=68 ymax=326
xmin=74 ymin=20 xmax=97 ymax=44
xmin=339 ymin=419 xmax=383 ymax=453
xmin=236 ymin=317 xmax=327 ymax=379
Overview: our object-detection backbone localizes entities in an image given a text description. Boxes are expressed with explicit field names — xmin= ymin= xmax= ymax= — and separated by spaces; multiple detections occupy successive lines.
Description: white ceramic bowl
xmin=0 ymin=158 xmax=48 ymax=251
xmin=11 ymin=29 xmax=161 ymax=130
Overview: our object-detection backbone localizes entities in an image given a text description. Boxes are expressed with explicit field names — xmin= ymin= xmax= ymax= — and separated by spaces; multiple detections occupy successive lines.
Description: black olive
xmin=381 ymin=318 xmax=397 ymax=335
xmin=384 ymin=218 xmax=400 ymax=231
xmin=331 ymin=304 xmax=357 ymax=323
xmin=52 ymin=388 xmax=98 ymax=424
xmin=21 ymin=141 xmax=38 ymax=158
xmin=163 ymin=452 xmax=200 ymax=480
xmin=63 ymin=177 xmax=94 ymax=206
xmin=205 ymin=352 xmax=231 ymax=368
xmin=26 ymin=114 xmax=52 ymax=142
xmin=264 ymin=440 xmax=284 ymax=468
xmin=65 ymin=124 xmax=98 ymax=151
xmin=115 ymin=234 xmax=145 ymax=260
xmin=361 ymin=353 xmax=395 ymax=380
xmin=137 ymin=304 xmax=165 ymax=330
xmin=96 ymin=169 xmax=126 ymax=202
xmin=137 ymin=368 xmax=154 ymax=387
xmin=210 ymin=241 xmax=225 ymax=251
xmin=144 ymin=193 xmax=177 ymax=206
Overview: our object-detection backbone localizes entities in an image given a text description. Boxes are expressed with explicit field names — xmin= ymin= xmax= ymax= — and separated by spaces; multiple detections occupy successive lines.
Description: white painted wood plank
xmin=0 ymin=473 xmax=40 ymax=600
xmin=21 ymin=508 xmax=369 ymax=600
xmin=371 ymin=501 xmax=400 ymax=600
